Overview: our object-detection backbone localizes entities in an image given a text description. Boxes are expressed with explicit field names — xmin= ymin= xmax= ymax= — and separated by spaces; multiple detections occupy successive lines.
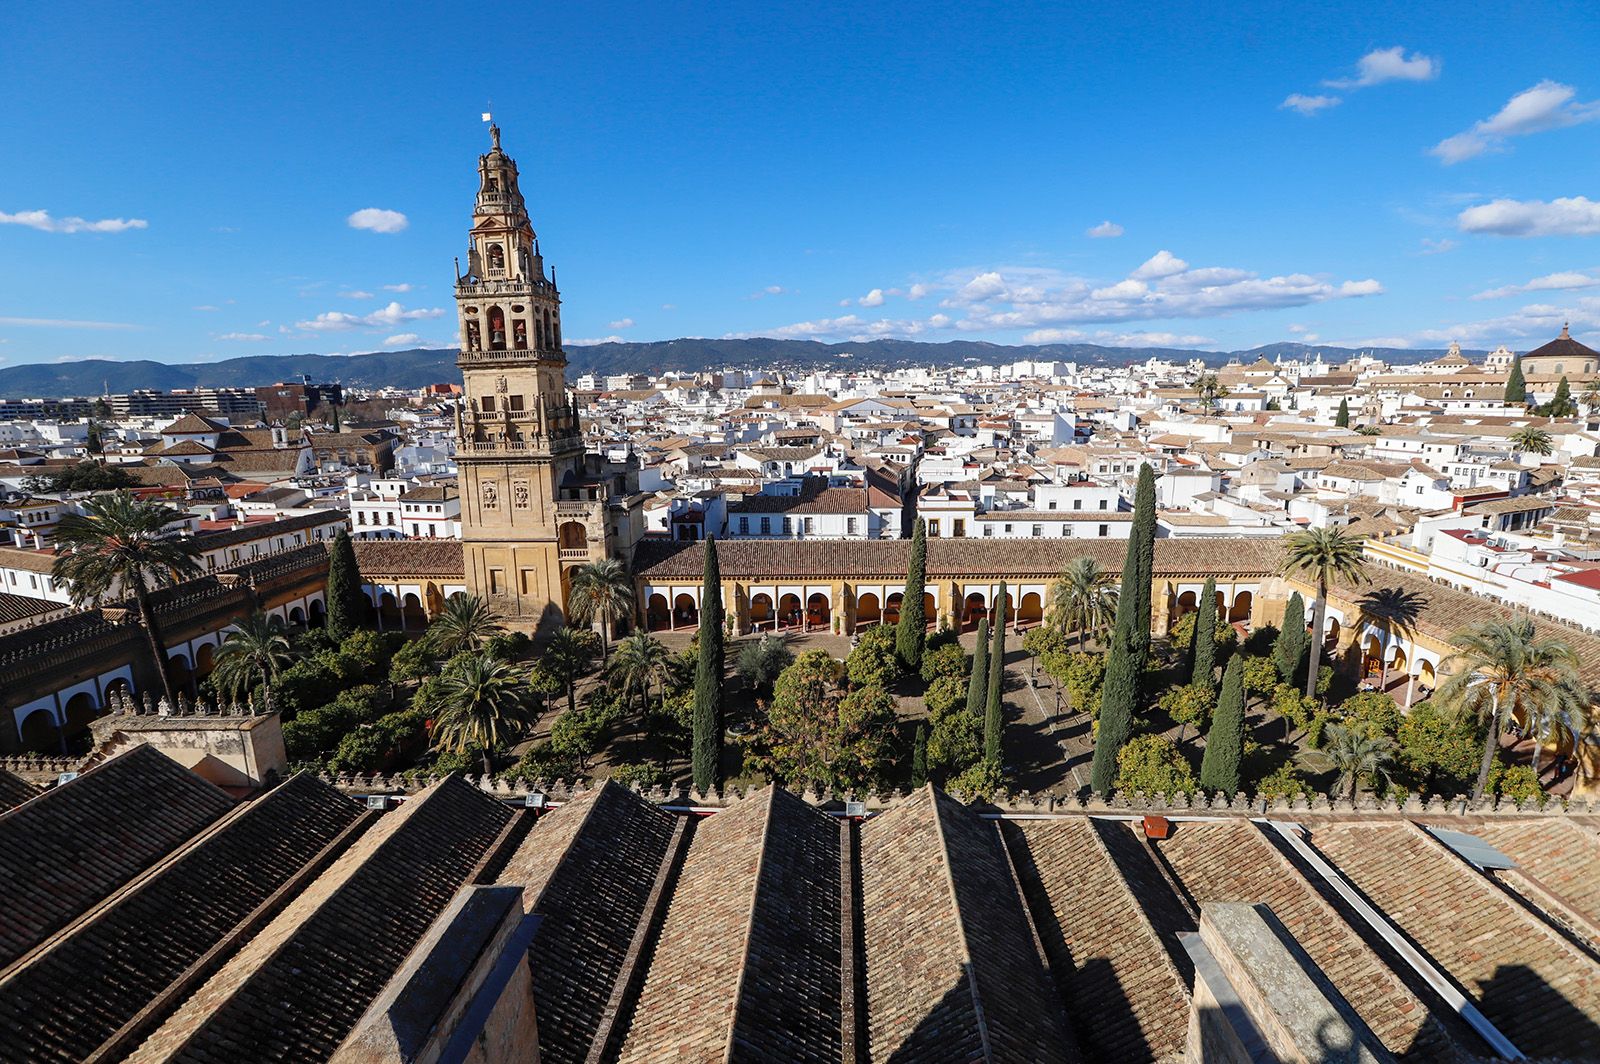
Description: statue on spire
xmin=490 ymin=123 xmax=501 ymax=151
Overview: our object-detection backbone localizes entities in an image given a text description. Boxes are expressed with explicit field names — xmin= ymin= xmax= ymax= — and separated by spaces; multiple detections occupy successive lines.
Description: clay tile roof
xmin=861 ymin=787 xmax=1077 ymax=1063
xmin=0 ymin=768 xmax=38 ymax=813
xmin=0 ymin=745 xmax=235 ymax=970
xmin=128 ymin=774 xmax=513 ymax=1063
xmin=493 ymin=783 xmax=678 ymax=1064
xmin=617 ymin=787 xmax=843 ymax=1062
xmin=0 ymin=773 xmax=363 ymax=1063
xmin=1524 ymin=325 xmax=1599 ymax=362
xmin=161 ymin=413 xmax=228 ymax=435
xmin=353 ymin=539 xmax=466 ymax=579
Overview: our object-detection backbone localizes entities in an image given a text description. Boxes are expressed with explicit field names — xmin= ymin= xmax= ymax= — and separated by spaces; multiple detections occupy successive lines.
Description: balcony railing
xmin=558 ymin=547 xmax=589 ymax=560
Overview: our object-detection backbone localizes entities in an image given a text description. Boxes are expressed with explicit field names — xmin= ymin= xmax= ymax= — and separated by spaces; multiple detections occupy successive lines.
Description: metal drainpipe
xmin=1258 ymin=818 xmax=1524 ymax=1061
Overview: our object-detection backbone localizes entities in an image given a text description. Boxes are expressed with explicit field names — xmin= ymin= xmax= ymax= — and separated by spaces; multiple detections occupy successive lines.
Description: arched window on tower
xmin=488 ymin=307 xmax=506 ymax=350
xmin=543 ymin=313 xmax=553 ymax=350
xmin=466 ymin=321 xmax=481 ymax=351
xmin=513 ymin=319 xmax=527 ymax=350
xmin=487 ymin=243 xmax=505 ymax=275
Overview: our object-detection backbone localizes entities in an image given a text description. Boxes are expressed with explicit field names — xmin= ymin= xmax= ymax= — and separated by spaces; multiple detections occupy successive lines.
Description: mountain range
xmin=0 ymin=338 xmax=1474 ymax=399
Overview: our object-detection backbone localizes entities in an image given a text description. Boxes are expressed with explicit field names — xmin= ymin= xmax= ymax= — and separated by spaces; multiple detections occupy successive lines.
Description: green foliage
xmin=1295 ymin=722 xmax=1396 ymax=800
xmin=910 ymin=723 xmax=928 ymax=787
xmin=1335 ymin=397 xmax=1350 ymax=428
xmin=1548 ymin=375 xmax=1576 ymax=417
xmin=896 ymin=518 xmax=928 ymax=669
xmin=919 ymin=640 xmax=968 ymax=686
xmin=1274 ymin=593 xmax=1308 ymax=685
xmin=425 ymin=593 xmax=505 ymax=657
xmin=737 ymin=634 xmax=794 ymax=692
xmin=966 ymin=619 xmax=990 ymax=717
xmin=431 ymin=652 xmax=534 ymax=774
xmin=1169 ymin=610 xmax=1237 ymax=658
xmin=1127 ymin=465 xmax=1158 ymax=671
xmin=282 ymin=684 xmax=392 ymax=760
xmin=1241 ymin=655 xmax=1279 ymax=699
xmin=550 ymin=705 xmax=612 ymax=769
xmin=22 ymin=460 xmax=137 ymax=494
xmin=1489 ymin=762 xmax=1546 ymax=806
xmin=1115 ymin=734 xmax=1198 ymax=796
xmin=389 ymin=637 xmax=438 ymax=684
xmin=948 ymin=758 xmax=1005 ymax=801
xmin=609 ymin=761 xmax=669 ymax=791
xmin=1090 ymin=630 xmax=1138 ymax=793
xmin=326 ymin=707 xmax=425 ymax=774
xmin=749 ymin=651 xmax=898 ymax=790
xmin=923 ymin=674 xmax=967 ymax=719
xmin=1504 ymin=354 xmax=1526 ymax=403
xmin=1271 ymin=683 xmax=1320 ymax=737
xmin=1337 ymin=691 xmax=1401 ymax=739
xmin=927 ymin=705 xmax=983 ymax=776
xmin=691 ymin=538 xmax=725 ymax=792
xmin=506 ymin=740 xmax=581 ymax=783
xmin=1255 ymin=762 xmax=1309 ymax=802
xmin=325 ymin=529 xmax=365 ymax=640
xmin=1395 ymin=702 xmax=1483 ymax=797
xmin=1063 ymin=652 xmax=1106 ymax=715
xmin=1190 ymin=577 xmax=1219 ymax=690
xmin=984 ymin=584 xmax=1007 ymax=765
xmin=1159 ymin=682 xmax=1215 ymax=738
xmin=484 ymin=631 xmax=533 ymax=662
xmin=846 ymin=624 xmax=904 ymax=689
xmin=1023 ymin=624 xmax=1072 ymax=682
xmin=1199 ymin=657 xmax=1246 ymax=795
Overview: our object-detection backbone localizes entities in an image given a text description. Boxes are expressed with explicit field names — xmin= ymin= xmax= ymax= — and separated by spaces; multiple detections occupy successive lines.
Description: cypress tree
xmin=910 ymin=723 xmax=928 ymax=787
xmin=1335 ymin=397 xmax=1350 ymax=428
xmin=1090 ymin=626 xmax=1138 ymax=794
xmin=984 ymin=584 xmax=1007 ymax=765
xmin=1190 ymin=576 xmax=1218 ymax=691
xmin=691 ymin=537 xmax=724 ymax=792
xmin=1199 ymin=656 xmax=1245 ymax=795
xmin=1273 ymin=592 xmax=1307 ymax=685
xmin=1551 ymin=375 xmax=1574 ymax=417
xmin=896 ymin=518 xmax=928 ymax=670
xmin=326 ymin=528 xmax=365 ymax=639
xmin=966 ymin=618 xmax=989 ymax=717
xmin=1505 ymin=355 xmax=1526 ymax=403
xmin=1128 ymin=464 xmax=1157 ymax=672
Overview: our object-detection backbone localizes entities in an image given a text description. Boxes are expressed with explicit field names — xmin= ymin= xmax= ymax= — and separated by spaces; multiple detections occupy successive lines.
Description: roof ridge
xmin=927 ymin=785 xmax=994 ymax=1063
xmin=721 ymin=785 xmax=780 ymax=1064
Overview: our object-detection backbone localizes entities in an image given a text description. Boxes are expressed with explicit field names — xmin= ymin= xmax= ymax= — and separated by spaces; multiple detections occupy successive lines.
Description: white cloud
xmin=0 ymin=209 xmax=148 ymax=234
xmin=661 ymin=303 xmax=676 ymax=311
xmin=608 ymin=317 xmax=636 ymax=329
xmin=1130 ymin=250 xmax=1190 ymax=280
xmin=1392 ymin=298 xmax=1600 ymax=348
xmin=1418 ymin=238 xmax=1458 ymax=255
xmin=0 ymin=315 xmax=137 ymax=329
xmin=341 ymin=290 xmax=374 ymax=300
xmin=1086 ymin=220 xmax=1125 ymax=238
xmin=346 ymin=208 xmax=409 ymax=234
xmin=858 ymin=288 xmax=886 ymax=307
xmin=1458 ymin=196 xmax=1600 ymax=237
xmin=382 ymin=283 xmax=415 ymax=292
xmin=193 ymin=305 xmax=221 ymax=312
xmin=1023 ymin=328 xmax=1213 ymax=347
xmin=295 ymin=301 xmax=444 ymax=331
xmin=1432 ymin=81 xmax=1600 ymax=163
xmin=568 ymin=335 xmax=627 ymax=345
xmin=383 ymin=333 xmax=422 ymax=346
xmin=906 ymin=283 xmax=930 ymax=300
xmin=747 ymin=285 xmax=788 ymax=300
xmin=216 ymin=332 xmax=269 ymax=342
xmin=1323 ymin=46 xmax=1439 ymax=90
xmin=957 ymin=271 xmax=1008 ymax=301
xmin=1471 ymin=270 xmax=1600 ymax=301
xmin=1281 ymin=94 xmax=1341 ymax=116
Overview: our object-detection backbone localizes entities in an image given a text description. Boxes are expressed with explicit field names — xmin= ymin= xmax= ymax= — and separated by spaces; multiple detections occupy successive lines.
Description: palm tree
xmin=431 ymin=651 xmax=532 ymax=777
xmin=1049 ymin=557 xmax=1119 ymax=650
xmin=1437 ymin=618 xmax=1586 ymax=800
xmin=608 ymin=631 xmax=671 ymax=715
xmin=1194 ymin=373 xmax=1230 ymax=411
xmin=1296 ymin=723 xmax=1396 ymax=801
xmin=1280 ymin=526 xmax=1369 ymax=698
xmin=545 ymin=626 xmax=597 ymax=713
xmin=425 ymin=593 xmax=504 ymax=657
xmin=567 ymin=558 xmax=633 ymax=663
xmin=52 ymin=492 xmax=201 ymax=707
xmin=1510 ymin=425 xmax=1553 ymax=456
xmin=1356 ymin=586 xmax=1427 ymax=703
xmin=1582 ymin=379 xmax=1600 ymax=416
xmin=210 ymin=612 xmax=295 ymax=702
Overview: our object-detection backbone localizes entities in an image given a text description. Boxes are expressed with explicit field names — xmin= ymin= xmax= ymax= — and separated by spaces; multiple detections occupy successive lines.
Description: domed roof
xmin=1524 ymin=324 xmax=1598 ymax=360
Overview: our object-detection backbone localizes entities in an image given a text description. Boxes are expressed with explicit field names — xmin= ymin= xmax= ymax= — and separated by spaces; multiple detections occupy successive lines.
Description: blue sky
xmin=2 ymin=0 xmax=1599 ymax=365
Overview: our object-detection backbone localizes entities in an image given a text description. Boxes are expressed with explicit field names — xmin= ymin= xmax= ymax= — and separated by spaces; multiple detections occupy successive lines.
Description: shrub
xmin=919 ymin=641 xmax=968 ymax=686
xmin=506 ymin=741 xmax=581 ymax=783
xmin=389 ymin=638 xmax=438 ymax=684
xmin=1114 ymin=734 xmax=1198 ymax=796
xmin=737 ymin=634 xmax=795 ymax=692
xmin=947 ymin=759 xmax=1005 ymax=802
xmin=609 ymin=762 xmax=669 ymax=790
xmin=1255 ymin=762 xmax=1309 ymax=802
xmin=846 ymin=625 xmax=903 ymax=689
xmin=1489 ymin=762 xmax=1546 ymax=806
xmin=1240 ymin=655 xmax=1279 ymax=699
xmin=1158 ymin=682 xmax=1215 ymax=738
xmin=1063 ymin=653 xmax=1106 ymax=716
xmin=1338 ymin=691 xmax=1401 ymax=739
xmin=923 ymin=674 xmax=967 ymax=719
xmin=1395 ymin=702 xmax=1483 ymax=797
xmin=927 ymin=706 xmax=983 ymax=775
xmin=1169 ymin=611 xmax=1237 ymax=656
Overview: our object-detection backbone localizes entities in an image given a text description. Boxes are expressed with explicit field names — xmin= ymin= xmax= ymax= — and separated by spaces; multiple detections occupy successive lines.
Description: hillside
xmin=0 ymin=338 xmax=1473 ymax=399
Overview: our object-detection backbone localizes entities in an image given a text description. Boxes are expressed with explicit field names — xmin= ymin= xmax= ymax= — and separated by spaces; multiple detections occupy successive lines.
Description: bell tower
xmin=454 ymin=124 xmax=584 ymax=632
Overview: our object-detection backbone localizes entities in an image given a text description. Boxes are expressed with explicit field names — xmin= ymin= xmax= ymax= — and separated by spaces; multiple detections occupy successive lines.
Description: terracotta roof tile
xmin=0 ymin=745 xmax=234 ymax=969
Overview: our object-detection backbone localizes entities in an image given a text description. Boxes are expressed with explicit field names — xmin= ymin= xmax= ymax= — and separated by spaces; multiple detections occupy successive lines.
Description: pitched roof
xmin=353 ymin=539 xmax=466 ymax=579
xmin=126 ymin=774 xmax=513 ymax=1062
xmin=0 ymin=773 xmax=363 ymax=1062
xmin=0 ymin=768 xmax=38 ymax=812
xmin=0 ymin=745 xmax=235 ymax=969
